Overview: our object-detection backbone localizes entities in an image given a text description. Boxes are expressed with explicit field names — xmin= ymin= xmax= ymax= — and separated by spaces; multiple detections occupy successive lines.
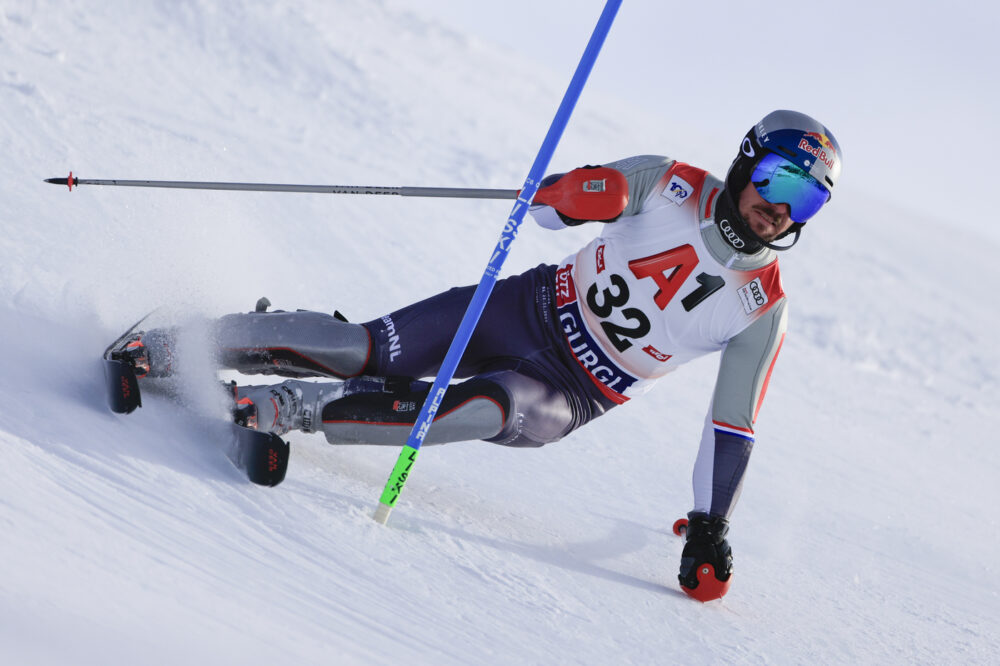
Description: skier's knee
xmin=482 ymin=371 xmax=574 ymax=448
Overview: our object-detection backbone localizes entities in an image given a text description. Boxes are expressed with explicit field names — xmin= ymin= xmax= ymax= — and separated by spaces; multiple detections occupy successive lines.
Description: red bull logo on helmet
xmin=803 ymin=131 xmax=837 ymax=154
xmin=798 ymin=131 xmax=837 ymax=171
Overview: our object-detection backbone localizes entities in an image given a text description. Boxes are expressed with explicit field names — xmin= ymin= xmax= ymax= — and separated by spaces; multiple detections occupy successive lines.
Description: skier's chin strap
xmin=761 ymin=225 xmax=801 ymax=252
xmin=716 ymin=188 xmax=802 ymax=253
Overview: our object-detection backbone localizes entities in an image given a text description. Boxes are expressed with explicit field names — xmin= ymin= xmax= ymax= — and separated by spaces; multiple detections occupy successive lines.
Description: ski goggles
xmin=751 ymin=152 xmax=831 ymax=223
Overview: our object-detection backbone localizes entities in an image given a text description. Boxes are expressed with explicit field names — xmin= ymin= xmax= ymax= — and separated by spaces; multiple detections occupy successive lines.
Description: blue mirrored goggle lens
xmin=751 ymin=152 xmax=830 ymax=223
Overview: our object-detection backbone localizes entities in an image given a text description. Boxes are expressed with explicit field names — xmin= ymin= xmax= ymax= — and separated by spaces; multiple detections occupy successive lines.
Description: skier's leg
xmin=116 ymin=309 xmax=371 ymax=380
xmin=120 ymin=265 xmax=549 ymax=381
xmin=214 ymin=310 xmax=371 ymax=379
xmin=214 ymin=276 xmax=534 ymax=378
xmin=217 ymin=267 xmax=545 ymax=381
xmin=194 ymin=273 xmax=518 ymax=381
xmin=232 ymin=375 xmax=507 ymax=443
xmin=318 ymin=375 xmax=511 ymax=445
xmin=233 ymin=368 xmax=578 ymax=447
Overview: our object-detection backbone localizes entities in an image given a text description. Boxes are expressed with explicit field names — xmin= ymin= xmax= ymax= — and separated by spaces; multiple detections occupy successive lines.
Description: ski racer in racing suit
xmin=127 ymin=110 xmax=842 ymax=601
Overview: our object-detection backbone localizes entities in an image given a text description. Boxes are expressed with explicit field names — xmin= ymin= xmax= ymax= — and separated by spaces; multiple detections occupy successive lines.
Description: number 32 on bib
xmin=586 ymin=244 xmax=726 ymax=353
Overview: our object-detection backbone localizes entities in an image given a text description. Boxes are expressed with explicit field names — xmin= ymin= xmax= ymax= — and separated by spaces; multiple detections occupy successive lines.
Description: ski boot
xmin=228 ymin=376 xmax=406 ymax=436
xmin=107 ymin=328 xmax=176 ymax=379
xmin=104 ymin=319 xmax=178 ymax=414
xmin=228 ymin=380 xmax=346 ymax=436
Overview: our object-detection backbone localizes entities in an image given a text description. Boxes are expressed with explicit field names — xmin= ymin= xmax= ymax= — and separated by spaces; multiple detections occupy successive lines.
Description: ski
xmin=103 ymin=314 xmax=290 ymax=486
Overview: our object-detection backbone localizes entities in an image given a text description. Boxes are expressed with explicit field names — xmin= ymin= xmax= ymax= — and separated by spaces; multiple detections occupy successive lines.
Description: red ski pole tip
xmin=67 ymin=171 xmax=74 ymax=191
xmin=680 ymin=564 xmax=733 ymax=603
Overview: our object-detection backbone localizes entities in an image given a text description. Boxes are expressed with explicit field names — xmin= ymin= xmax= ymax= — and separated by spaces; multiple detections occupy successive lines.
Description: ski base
xmin=104 ymin=358 xmax=142 ymax=414
xmin=226 ymin=424 xmax=289 ymax=486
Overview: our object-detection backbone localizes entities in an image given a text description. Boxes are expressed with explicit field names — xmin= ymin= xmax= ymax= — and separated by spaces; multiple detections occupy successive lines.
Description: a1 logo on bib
xmin=738 ymin=277 xmax=768 ymax=314
xmin=662 ymin=175 xmax=693 ymax=206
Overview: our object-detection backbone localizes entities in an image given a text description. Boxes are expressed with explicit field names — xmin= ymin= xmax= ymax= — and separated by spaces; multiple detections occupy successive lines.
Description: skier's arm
xmin=678 ymin=300 xmax=787 ymax=599
xmin=691 ymin=298 xmax=788 ymax=518
xmin=529 ymin=155 xmax=675 ymax=229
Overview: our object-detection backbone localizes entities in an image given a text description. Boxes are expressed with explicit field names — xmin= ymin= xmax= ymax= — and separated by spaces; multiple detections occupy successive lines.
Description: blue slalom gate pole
xmin=374 ymin=0 xmax=622 ymax=524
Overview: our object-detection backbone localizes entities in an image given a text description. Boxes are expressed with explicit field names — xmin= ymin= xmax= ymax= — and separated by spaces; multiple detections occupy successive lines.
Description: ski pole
xmin=373 ymin=0 xmax=622 ymax=525
xmin=45 ymin=173 xmax=518 ymax=200
xmin=43 ymin=172 xmax=627 ymax=221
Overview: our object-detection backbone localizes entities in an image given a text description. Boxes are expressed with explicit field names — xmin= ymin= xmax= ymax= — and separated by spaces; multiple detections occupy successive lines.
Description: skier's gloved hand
xmin=533 ymin=165 xmax=628 ymax=225
xmin=677 ymin=512 xmax=733 ymax=602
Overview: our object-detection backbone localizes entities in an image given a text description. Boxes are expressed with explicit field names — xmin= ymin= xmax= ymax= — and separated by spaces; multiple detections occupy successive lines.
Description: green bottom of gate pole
xmin=373 ymin=445 xmax=420 ymax=524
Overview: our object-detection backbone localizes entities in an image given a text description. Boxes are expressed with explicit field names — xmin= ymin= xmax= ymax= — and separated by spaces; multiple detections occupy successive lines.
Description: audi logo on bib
xmin=738 ymin=277 xmax=769 ymax=314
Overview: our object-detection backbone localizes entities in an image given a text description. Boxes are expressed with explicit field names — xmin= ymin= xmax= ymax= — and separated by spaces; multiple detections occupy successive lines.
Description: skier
xmin=119 ymin=110 xmax=841 ymax=601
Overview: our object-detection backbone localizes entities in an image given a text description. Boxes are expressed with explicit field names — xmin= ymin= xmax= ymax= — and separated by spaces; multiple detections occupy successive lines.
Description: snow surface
xmin=2 ymin=1 xmax=998 ymax=664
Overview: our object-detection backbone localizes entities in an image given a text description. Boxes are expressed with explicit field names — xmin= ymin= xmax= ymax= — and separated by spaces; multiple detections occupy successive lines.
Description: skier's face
xmin=738 ymin=182 xmax=794 ymax=242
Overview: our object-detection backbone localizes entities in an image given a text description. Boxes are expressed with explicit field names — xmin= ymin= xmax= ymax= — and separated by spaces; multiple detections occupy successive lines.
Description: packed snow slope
xmin=2 ymin=2 xmax=998 ymax=664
